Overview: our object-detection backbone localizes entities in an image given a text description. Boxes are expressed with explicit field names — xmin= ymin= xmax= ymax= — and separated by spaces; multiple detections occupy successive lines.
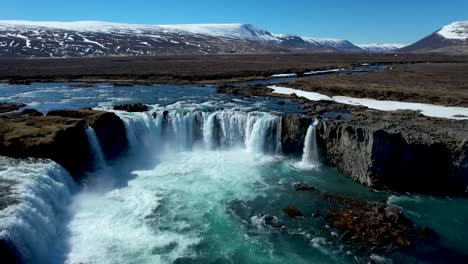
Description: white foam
xmin=0 ymin=157 xmax=76 ymax=264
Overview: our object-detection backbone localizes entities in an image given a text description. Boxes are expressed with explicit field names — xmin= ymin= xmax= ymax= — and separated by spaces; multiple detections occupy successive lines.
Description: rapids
xmin=0 ymin=82 xmax=467 ymax=263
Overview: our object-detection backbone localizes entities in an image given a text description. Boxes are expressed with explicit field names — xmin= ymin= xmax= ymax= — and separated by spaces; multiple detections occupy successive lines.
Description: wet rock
xmin=0 ymin=103 xmax=25 ymax=114
xmin=112 ymin=82 xmax=134 ymax=87
xmin=280 ymin=114 xmax=311 ymax=154
xmin=70 ymin=83 xmax=96 ymax=88
xmin=113 ymin=103 xmax=148 ymax=112
xmin=262 ymin=214 xmax=284 ymax=228
xmin=276 ymin=100 xmax=286 ymax=105
xmin=20 ymin=109 xmax=43 ymax=116
xmin=0 ymin=109 xmax=128 ymax=180
xmin=47 ymin=109 xmax=128 ymax=162
xmin=293 ymin=182 xmax=317 ymax=191
xmin=8 ymin=79 xmax=31 ymax=85
xmin=282 ymin=206 xmax=303 ymax=218
xmin=326 ymin=197 xmax=419 ymax=250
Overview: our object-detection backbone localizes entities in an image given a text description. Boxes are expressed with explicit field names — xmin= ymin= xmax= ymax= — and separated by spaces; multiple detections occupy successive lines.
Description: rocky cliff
xmin=281 ymin=101 xmax=468 ymax=195
xmin=0 ymin=109 xmax=127 ymax=180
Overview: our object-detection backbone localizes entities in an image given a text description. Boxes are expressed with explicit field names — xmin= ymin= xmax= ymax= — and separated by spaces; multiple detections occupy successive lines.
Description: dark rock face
xmin=0 ymin=103 xmax=25 ymax=114
xmin=282 ymin=206 xmax=304 ymax=218
xmin=47 ymin=110 xmax=128 ymax=162
xmin=113 ymin=103 xmax=149 ymax=112
xmin=0 ymin=109 xmax=128 ymax=180
xmin=279 ymin=104 xmax=468 ymax=194
xmin=316 ymin=119 xmax=468 ymax=193
xmin=280 ymin=114 xmax=312 ymax=154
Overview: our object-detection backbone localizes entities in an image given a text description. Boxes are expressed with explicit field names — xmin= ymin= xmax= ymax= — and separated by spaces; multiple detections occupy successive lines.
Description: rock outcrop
xmin=279 ymin=101 xmax=468 ymax=194
xmin=0 ymin=109 xmax=127 ymax=180
xmin=113 ymin=103 xmax=149 ymax=112
xmin=0 ymin=102 xmax=25 ymax=114
xmin=47 ymin=110 xmax=128 ymax=161
xmin=280 ymin=114 xmax=311 ymax=154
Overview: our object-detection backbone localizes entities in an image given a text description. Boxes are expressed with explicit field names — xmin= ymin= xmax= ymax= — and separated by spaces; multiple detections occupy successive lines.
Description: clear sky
xmin=1 ymin=0 xmax=467 ymax=44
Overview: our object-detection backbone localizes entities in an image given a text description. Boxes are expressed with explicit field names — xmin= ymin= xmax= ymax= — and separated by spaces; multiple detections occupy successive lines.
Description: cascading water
xmin=298 ymin=118 xmax=320 ymax=169
xmin=116 ymin=109 xmax=283 ymax=155
xmin=0 ymin=157 xmax=76 ymax=264
xmin=85 ymin=127 xmax=107 ymax=170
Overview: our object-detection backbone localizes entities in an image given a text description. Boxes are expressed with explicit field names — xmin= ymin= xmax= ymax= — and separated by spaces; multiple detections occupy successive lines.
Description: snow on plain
xmin=271 ymin=73 xmax=298 ymax=78
xmin=437 ymin=21 xmax=468 ymax=40
xmin=269 ymin=85 xmax=468 ymax=120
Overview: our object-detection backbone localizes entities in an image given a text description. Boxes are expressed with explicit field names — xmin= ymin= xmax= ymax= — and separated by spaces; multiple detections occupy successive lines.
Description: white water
xmin=115 ymin=109 xmax=283 ymax=156
xmin=64 ymin=109 xmax=287 ymax=264
xmin=297 ymin=119 xmax=320 ymax=169
xmin=0 ymin=157 xmax=76 ymax=264
xmin=85 ymin=127 xmax=107 ymax=170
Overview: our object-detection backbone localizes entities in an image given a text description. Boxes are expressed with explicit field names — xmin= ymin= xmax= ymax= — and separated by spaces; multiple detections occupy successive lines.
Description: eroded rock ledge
xmin=0 ymin=109 xmax=127 ymax=180
xmin=281 ymin=101 xmax=468 ymax=195
xmin=217 ymin=85 xmax=467 ymax=194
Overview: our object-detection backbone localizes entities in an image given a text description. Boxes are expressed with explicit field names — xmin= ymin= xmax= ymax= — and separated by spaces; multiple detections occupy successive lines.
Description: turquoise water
xmin=0 ymin=83 xmax=467 ymax=263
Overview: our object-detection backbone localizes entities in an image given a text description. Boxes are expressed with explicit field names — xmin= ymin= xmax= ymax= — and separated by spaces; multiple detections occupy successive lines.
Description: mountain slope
xmin=0 ymin=20 xmax=364 ymax=57
xmin=399 ymin=21 xmax=468 ymax=54
xmin=357 ymin=43 xmax=407 ymax=52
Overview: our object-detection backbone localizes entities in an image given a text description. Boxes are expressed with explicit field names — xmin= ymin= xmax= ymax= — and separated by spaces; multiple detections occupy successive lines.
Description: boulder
xmin=113 ymin=103 xmax=148 ymax=112
xmin=293 ymin=182 xmax=317 ymax=191
xmin=282 ymin=206 xmax=303 ymax=218
xmin=0 ymin=103 xmax=25 ymax=114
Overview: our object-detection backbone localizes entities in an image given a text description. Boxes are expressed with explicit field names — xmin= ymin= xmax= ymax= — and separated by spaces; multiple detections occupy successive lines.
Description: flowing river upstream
xmin=1 ymin=82 xmax=467 ymax=263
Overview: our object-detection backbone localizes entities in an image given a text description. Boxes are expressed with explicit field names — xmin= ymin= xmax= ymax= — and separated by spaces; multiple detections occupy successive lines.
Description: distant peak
xmin=437 ymin=20 xmax=468 ymax=40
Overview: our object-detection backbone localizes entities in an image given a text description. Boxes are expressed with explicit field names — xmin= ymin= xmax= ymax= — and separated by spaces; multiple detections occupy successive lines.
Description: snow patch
xmin=269 ymin=85 xmax=468 ymax=120
xmin=271 ymin=73 xmax=297 ymax=78
xmin=437 ymin=21 xmax=468 ymax=40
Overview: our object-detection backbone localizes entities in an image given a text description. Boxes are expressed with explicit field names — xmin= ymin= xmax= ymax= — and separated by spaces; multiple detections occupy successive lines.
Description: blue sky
xmin=1 ymin=0 xmax=467 ymax=44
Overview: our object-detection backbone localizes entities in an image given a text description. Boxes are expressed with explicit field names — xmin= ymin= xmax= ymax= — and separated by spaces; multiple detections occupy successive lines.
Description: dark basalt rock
xmin=47 ymin=109 xmax=128 ymax=162
xmin=0 ymin=103 xmax=26 ymax=114
xmin=325 ymin=198 xmax=425 ymax=250
xmin=293 ymin=182 xmax=317 ymax=191
xmin=280 ymin=114 xmax=311 ymax=154
xmin=70 ymin=83 xmax=96 ymax=88
xmin=0 ymin=109 xmax=128 ymax=180
xmin=112 ymin=82 xmax=134 ymax=87
xmin=282 ymin=206 xmax=304 ymax=218
xmin=20 ymin=109 xmax=43 ymax=116
xmin=113 ymin=103 xmax=149 ymax=112
xmin=8 ymin=80 xmax=31 ymax=85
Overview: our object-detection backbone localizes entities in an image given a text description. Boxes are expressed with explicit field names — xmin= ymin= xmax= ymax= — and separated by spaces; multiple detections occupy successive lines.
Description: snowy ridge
xmin=437 ymin=21 xmax=468 ymax=40
xmin=0 ymin=21 xmax=276 ymax=41
xmin=357 ymin=43 xmax=408 ymax=52
xmin=0 ymin=20 xmax=367 ymax=57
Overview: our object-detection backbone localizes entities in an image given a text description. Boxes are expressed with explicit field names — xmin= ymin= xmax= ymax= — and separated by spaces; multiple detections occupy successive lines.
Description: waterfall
xmin=300 ymin=118 xmax=320 ymax=168
xmin=116 ymin=109 xmax=283 ymax=155
xmin=0 ymin=157 xmax=76 ymax=264
xmin=85 ymin=127 xmax=107 ymax=170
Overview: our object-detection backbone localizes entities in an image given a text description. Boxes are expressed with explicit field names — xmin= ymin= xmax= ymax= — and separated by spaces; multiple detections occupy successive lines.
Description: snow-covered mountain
xmin=0 ymin=20 xmax=365 ymax=57
xmin=400 ymin=21 xmax=468 ymax=53
xmin=357 ymin=43 xmax=407 ymax=52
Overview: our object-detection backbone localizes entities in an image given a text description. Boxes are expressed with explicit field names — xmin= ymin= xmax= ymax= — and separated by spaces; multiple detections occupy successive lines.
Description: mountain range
xmin=0 ymin=20 xmax=466 ymax=57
